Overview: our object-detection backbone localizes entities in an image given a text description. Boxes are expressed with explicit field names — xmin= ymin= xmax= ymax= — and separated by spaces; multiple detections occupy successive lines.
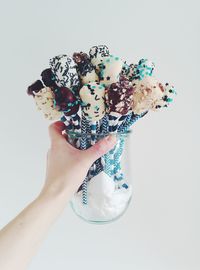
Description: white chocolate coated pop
xmin=153 ymin=83 xmax=177 ymax=110
xmin=98 ymin=55 xmax=124 ymax=86
xmin=81 ymin=69 xmax=98 ymax=84
xmin=49 ymin=54 xmax=80 ymax=88
xmin=79 ymin=82 xmax=106 ymax=121
xmin=132 ymin=76 xmax=164 ymax=115
xmin=89 ymin=45 xmax=110 ymax=69
xmin=34 ymin=87 xmax=62 ymax=120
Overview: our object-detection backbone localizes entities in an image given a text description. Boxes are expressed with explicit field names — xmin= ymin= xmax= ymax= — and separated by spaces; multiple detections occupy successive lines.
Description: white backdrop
xmin=0 ymin=0 xmax=199 ymax=269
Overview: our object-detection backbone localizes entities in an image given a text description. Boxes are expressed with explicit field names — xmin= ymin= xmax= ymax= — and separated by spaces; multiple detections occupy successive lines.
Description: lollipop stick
xmin=113 ymin=111 xmax=148 ymax=187
xmin=61 ymin=115 xmax=74 ymax=145
xmin=90 ymin=121 xmax=96 ymax=178
xmin=60 ymin=115 xmax=73 ymax=131
xmin=107 ymin=114 xmax=123 ymax=179
xmin=88 ymin=121 xmax=104 ymax=179
xmin=117 ymin=113 xmax=132 ymax=132
xmin=71 ymin=113 xmax=81 ymax=148
xmin=101 ymin=114 xmax=112 ymax=176
xmin=93 ymin=121 xmax=104 ymax=177
xmin=71 ymin=113 xmax=81 ymax=133
xmin=118 ymin=112 xmax=145 ymax=133
xmin=90 ymin=121 xmax=96 ymax=146
xmin=108 ymin=114 xmax=118 ymax=132
xmin=113 ymin=136 xmax=125 ymax=183
xmin=80 ymin=114 xmax=88 ymax=205
xmin=101 ymin=114 xmax=109 ymax=135
xmin=116 ymin=115 xmax=127 ymax=132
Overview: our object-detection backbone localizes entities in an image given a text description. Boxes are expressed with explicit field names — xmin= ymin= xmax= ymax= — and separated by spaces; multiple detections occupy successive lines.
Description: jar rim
xmin=66 ymin=130 xmax=132 ymax=138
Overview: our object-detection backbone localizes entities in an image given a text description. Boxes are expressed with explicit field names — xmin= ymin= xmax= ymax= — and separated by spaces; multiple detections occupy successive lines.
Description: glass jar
xmin=67 ymin=130 xmax=132 ymax=224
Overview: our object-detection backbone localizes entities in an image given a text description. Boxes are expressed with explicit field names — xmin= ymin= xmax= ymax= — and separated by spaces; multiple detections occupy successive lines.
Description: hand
xmin=39 ymin=121 xmax=117 ymax=200
xmin=0 ymin=122 xmax=116 ymax=270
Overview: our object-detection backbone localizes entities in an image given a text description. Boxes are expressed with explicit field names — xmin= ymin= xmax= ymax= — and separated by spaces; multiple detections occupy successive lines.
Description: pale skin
xmin=0 ymin=121 xmax=117 ymax=270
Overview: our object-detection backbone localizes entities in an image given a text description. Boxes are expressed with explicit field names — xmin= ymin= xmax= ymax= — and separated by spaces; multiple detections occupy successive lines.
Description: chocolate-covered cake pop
xmin=106 ymin=76 xmax=134 ymax=115
xmin=27 ymin=80 xmax=44 ymax=96
xmin=53 ymin=87 xmax=80 ymax=116
xmin=73 ymin=52 xmax=98 ymax=84
xmin=79 ymin=82 xmax=106 ymax=121
xmin=49 ymin=54 xmax=80 ymax=89
xmin=41 ymin=68 xmax=57 ymax=88
xmin=34 ymin=87 xmax=62 ymax=120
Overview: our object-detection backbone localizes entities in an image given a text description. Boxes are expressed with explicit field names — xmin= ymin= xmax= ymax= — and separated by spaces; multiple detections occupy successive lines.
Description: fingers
xmin=83 ymin=135 xmax=117 ymax=164
xmin=48 ymin=121 xmax=66 ymax=144
xmin=48 ymin=121 xmax=77 ymax=152
xmin=48 ymin=122 xmax=117 ymax=163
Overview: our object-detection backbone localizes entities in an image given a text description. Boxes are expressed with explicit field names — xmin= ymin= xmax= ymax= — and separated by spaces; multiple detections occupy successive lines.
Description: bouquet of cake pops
xmin=27 ymin=45 xmax=176 ymax=222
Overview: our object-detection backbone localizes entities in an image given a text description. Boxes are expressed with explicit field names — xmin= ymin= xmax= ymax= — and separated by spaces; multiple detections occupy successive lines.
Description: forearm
xmin=0 ymin=185 xmax=71 ymax=270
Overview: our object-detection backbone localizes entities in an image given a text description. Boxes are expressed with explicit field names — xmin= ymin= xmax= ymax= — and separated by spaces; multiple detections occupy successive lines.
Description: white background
xmin=0 ymin=0 xmax=199 ymax=269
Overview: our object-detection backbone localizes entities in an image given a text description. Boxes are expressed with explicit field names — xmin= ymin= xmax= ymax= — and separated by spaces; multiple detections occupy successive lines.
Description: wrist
xmin=37 ymin=180 xmax=72 ymax=205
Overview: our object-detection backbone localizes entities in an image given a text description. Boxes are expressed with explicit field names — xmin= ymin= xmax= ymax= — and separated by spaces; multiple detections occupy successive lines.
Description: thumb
xmin=83 ymin=135 xmax=117 ymax=163
xmin=48 ymin=121 xmax=66 ymax=145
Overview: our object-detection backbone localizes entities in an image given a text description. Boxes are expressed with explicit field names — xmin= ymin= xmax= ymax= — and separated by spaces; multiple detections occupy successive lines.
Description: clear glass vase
xmin=68 ymin=131 xmax=132 ymax=224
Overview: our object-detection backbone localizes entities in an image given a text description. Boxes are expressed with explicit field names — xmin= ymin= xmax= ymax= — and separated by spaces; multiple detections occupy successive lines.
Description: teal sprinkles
xmin=129 ymin=58 xmax=155 ymax=81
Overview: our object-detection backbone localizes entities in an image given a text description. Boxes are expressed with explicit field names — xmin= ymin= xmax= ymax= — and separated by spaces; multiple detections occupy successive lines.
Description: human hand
xmin=39 ymin=121 xmax=117 ymax=200
xmin=0 ymin=120 xmax=117 ymax=270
